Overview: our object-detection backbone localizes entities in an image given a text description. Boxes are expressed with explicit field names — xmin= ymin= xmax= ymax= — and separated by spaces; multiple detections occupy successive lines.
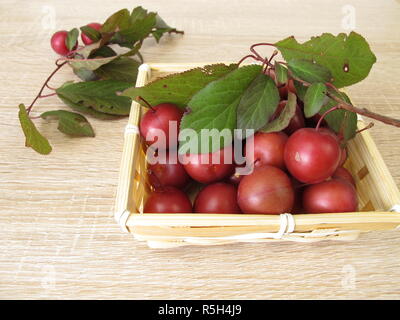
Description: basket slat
xmin=114 ymin=65 xmax=151 ymax=229
xmin=127 ymin=212 xmax=400 ymax=233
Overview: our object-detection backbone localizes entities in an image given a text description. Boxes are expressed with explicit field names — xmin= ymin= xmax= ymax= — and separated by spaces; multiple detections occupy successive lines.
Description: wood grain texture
xmin=0 ymin=0 xmax=399 ymax=299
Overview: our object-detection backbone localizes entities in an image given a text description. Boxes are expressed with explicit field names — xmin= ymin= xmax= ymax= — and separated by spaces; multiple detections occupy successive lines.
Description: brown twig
xmin=39 ymin=93 xmax=57 ymax=98
xmin=289 ymin=72 xmax=400 ymax=128
xmin=237 ymin=54 xmax=262 ymax=66
xmin=326 ymin=93 xmax=400 ymax=128
xmin=355 ymin=122 xmax=374 ymax=134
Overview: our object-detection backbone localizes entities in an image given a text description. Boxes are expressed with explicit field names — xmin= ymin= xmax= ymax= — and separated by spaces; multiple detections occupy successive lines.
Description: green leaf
xmin=73 ymin=68 xmax=99 ymax=81
xmin=304 ymin=82 xmax=327 ymax=118
xmin=155 ymin=13 xmax=170 ymax=28
xmin=66 ymin=28 xmax=79 ymax=51
xmin=107 ymin=7 xmax=157 ymax=48
xmin=275 ymin=32 xmax=377 ymax=88
xmin=120 ymin=42 xmax=142 ymax=57
xmin=56 ymin=80 xmax=132 ymax=115
xmin=122 ymin=63 xmax=238 ymax=108
xmin=67 ymin=55 xmax=119 ymax=71
xmin=66 ymin=42 xmax=118 ymax=72
xmin=18 ymin=104 xmax=52 ymax=155
xmin=72 ymin=45 xmax=118 ymax=81
xmin=41 ymin=110 xmax=95 ymax=137
xmin=179 ymin=65 xmax=262 ymax=154
xmin=319 ymin=90 xmax=357 ymax=141
xmin=151 ymin=28 xmax=170 ymax=42
xmin=288 ymin=59 xmax=333 ymax=83
xmin=80 ymin=25 xmax=101 ymax=42
xmin=118 ymin=11 xmax=157 ymax=46
xmin=293 ymin=80 xmax=307 ymax=101
xmin=95 ymin=57 xmax=139 ymax=82
xmin=100 ymin=9 xmax=130 ymax=33
xmin=88 ymin=45 xmax=117 ymax=58
xmin=261 ymin=92 xmax=297 ymax=133
xmin=130 ymin=6 xmax=150 ymax=23
xmin=274 ymin=62 xmax=288 ymax=85
xmin=72 ymin=42 xmax=101 ymax=59
xmin=152 ymin=15 xmax=183 ymax=42
xmin=237 ymin=73 xmax=280 ymax=137
xmin=57 ymin=92 xmax=121 ymax=120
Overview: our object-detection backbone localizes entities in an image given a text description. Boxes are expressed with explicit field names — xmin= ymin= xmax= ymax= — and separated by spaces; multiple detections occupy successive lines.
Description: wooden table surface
xmin=1 ymin=0 xmax=399 ymax=299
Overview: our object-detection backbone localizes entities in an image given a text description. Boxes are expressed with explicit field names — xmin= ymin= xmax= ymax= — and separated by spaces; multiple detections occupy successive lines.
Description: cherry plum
xmin=139 ymin=103 xmax=183 ymax=149
xmin=194 ymin=183 xmax=241 ymax=213
xmin=144 ymin=186 xmax=192 ymax=213
xmin=181 ymin=146 xmax=234 ymax=184
xmin=284 ymin=128 xmax=341 ymax=184
xmin=81 ymin=22 xmax=102 ymax=45
xmin=245 ymin=132 xmax=288 ymax=170
xmin=237 ymin=166 xmax=294 ymax=214
xmin=303 ymin=179 xmax=358 ymax=213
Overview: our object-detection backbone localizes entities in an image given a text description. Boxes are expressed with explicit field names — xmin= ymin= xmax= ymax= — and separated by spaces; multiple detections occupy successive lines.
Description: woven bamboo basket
xmin=114 ymin=63 xmax=400 ymax=248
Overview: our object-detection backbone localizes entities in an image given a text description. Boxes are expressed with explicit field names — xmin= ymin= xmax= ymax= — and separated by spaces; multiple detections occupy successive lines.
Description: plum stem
xmin=250 ymin=43 xmax=276 ymax=67
xmin=355 ymin=122 xmax=374 ymax=134
xmin=316 ymin=106 xmax=338 ymax=131
xmin=39 ymin=93 xmax=57 ymax=98
xmin=26 ymin=61 xmax=67 ymax=114
xmin=45 ymin=83 xmax=57 ymax=91
xmin=138 ymin=96 xmax=156 ymax=112
xmin=263 ymin=50 xmax=278 ymax=74
xmin=237 ymin=54 xmax=261 ymax=66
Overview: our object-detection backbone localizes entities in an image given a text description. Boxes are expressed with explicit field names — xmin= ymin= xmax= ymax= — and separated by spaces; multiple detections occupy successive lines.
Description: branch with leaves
xmin=124 ymin=31 xmax=400 ymax=154
xmin=18 ymin=6 xmax=183 ymax=155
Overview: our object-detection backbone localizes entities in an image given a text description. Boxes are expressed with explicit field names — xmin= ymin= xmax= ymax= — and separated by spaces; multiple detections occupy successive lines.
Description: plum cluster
xmin=140 ymin=84 xmax=358 ymax=215
xmin=51 ymin=23 xmax=102 ymax=55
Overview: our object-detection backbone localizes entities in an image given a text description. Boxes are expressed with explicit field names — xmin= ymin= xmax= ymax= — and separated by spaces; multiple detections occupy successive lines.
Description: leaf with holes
xmin=179 ymin=65 xmax=262 ymax=154
xmin=261 ymin=92 xmax=297 ymax=133
xmin=56 ymin=80 xmax=132 ymax=115
xmin=304 ymin=82 xmax=328 ymax=118
xmin=18 ymin=104 xmax=52 ymax=155
xmin=41 ymin=110 xmax=95 ymax=137
xmin=275 ymin=32 xmax=377 ymax=88
xmin=237 ymin=73 xmax=280 ymax=137
xmin=122 ymin=63 xmax=238 ymax=108
xmin=288 ymin=59 xmax=333 ymax=83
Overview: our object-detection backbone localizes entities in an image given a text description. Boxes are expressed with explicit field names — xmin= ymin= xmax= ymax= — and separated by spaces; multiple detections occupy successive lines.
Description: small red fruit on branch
xmin=51 ymin=31 xmax=76 ymax=56
xmin=81 ymin=23 xmax=102 ymax=45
